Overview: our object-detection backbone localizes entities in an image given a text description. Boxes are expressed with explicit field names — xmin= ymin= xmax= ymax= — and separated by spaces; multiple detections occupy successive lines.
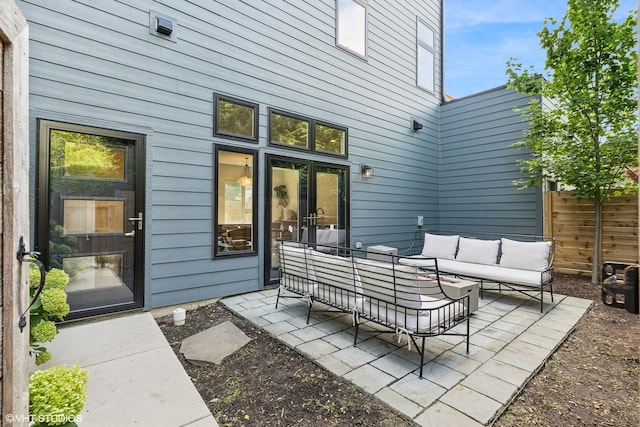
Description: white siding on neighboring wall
xmin=21 ymin=0 xmax=443 ymax=307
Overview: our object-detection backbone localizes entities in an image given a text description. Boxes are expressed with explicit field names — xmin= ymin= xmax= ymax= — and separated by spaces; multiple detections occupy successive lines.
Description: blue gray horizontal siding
xmin=439 ymin=87 xmax=542 ymax=236
xmin=21 ymin=0 xmax=444 ymax=307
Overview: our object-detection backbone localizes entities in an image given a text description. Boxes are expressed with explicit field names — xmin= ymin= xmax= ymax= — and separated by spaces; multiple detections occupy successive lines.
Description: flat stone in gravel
xmin=180 ymin=320 xmax=252 ymax=365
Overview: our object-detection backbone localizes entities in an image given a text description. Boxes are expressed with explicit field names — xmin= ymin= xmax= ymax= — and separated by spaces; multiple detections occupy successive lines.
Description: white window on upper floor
xmin=417 ymin=19 xmax=435 ymax=92
xmin=336 ymin=0 xmax=367 ymax=58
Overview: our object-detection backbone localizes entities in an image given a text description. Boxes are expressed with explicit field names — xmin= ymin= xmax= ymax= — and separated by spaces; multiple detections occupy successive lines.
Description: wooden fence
xmin=544 ymin=191 xmax=639 ymax=276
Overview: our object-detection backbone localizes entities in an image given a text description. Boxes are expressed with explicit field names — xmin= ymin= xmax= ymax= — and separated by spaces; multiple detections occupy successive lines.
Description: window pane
xmin=417 ymin=45 xmax=434 ymax=92
xmin=417 ymin=22 xmax=434 ymax=48
xmin=214 ymin=95 xmax=258 ymax=141
xmin=337 ymin=0 xmax=366 ymax=57
xmin=215 ymin=150 xmax=255 ymax=255
xmin=315 ymin=123 xmax=346 ymax=155
xmin=63 ymin=199 xmax=124 ymax=234
xmin=270 ymin=112 xmax=309 ymax=148
xmin=53 ymin=130 xmax=126 ymax=180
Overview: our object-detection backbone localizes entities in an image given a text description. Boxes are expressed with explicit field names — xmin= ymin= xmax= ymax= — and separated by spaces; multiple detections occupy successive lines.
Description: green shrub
xmin=31 ymin=321 xmax=58 ymax=343
xmin=44 ymin=269 xmax=69 ymax=290
xmin=28 ymin=264 xmax=70 ymax=364
xmin=29 ymin=365 xmax=88 ymax=426
xmin=35 ymin=351 xmax=52 ymax=366
xmin=39 ymin=289 xmax=70 ymax=319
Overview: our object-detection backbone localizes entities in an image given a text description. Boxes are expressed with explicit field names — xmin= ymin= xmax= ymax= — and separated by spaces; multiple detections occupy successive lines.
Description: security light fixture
xmin=238 ymin=158 xmax=252 ymax=187
xmin=156 ymin=16 xmax=173 ymax=36
xmin=361 ymin=164 xmax=374 ymax=179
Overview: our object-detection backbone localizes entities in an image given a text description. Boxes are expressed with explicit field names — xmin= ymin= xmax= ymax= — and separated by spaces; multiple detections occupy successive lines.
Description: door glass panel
xmin=47 ymin=128 xmax=138 ymax=314
xmin=63 ymin=199 xmax=125 ymax=233
xmin=267 ymin=158 xmax=348 ymax=283
xmin=315 ymin=166 xmax=347 ymax=249
xmin=269 ymin=160 xmax=308 ymax=281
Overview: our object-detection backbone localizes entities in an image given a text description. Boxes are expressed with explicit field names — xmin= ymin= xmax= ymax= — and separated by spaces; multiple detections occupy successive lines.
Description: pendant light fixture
xmin=238 ymin=157 xmax=252 ymax=187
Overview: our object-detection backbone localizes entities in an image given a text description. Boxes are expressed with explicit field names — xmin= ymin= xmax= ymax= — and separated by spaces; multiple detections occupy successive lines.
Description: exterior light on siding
xmin=361 ymin=164 xmax=374 ymax=179
xmin=412 ymin=119 xmax=423 ymax=132
xmin=155 ymin=16 xmax=173 ymax=36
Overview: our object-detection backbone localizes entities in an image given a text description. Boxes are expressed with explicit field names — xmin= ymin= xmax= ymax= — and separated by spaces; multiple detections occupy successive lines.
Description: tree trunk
xmin=591 ymin=197 xmax=603 ymax=285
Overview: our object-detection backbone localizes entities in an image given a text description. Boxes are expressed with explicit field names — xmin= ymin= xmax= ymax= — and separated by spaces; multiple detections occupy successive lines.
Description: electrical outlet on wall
xmin=417 ymin=216 xmax=423 ymax=227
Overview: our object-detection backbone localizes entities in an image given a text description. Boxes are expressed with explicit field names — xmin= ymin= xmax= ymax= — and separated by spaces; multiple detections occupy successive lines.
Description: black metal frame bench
xmin=401 ymin=232 xmax=555 ymax=313
xmin=275 ymin=239 xmax=470 ymax=379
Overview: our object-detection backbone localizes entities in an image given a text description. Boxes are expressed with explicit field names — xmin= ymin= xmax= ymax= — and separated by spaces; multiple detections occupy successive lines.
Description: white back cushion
xmin=421 ymin=233 xmax=459 ymax=259
xmin=455 ymin=237 xmax=500 ymax=265
xmin=280 ymin=243 xmax=316 ymax=281
xmin=355 ymin=258 xmax=428 ymax=309
xmin=310 ymin=250 xmax=360 ymax=292
xmin=500 ymin=238 xmax=551 ymax=271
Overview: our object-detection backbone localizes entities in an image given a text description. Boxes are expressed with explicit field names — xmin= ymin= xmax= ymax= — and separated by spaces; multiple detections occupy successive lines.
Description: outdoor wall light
xmin=156 ymin=16 xmax=173 ymax=36
xmin=412 ymin=119 xmax=423 ymax=132
xmin=361 ymin=164 xmax=374 ymax=179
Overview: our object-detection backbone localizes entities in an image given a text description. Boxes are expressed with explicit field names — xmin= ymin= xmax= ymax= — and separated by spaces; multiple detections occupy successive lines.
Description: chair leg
xmin=418 ymin=338 xmax=426 ymax=379
xmin=466 ymin=317 xmax=470 ymax=354
xmin=275 ymin=286 xmax=282 ymax=309
xmin=353 ymin=322 xmax=359 ymax=346
xmin=306 ymin=300 xmax=313 ymax=324
xmin=540 ymin=287 xmax=544 ymax=313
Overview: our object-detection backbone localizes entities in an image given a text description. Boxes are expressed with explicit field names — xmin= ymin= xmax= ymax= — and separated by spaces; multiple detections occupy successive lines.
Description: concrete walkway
xmin=34 ymin=312 xmax=218 ymax=427
xmin=221 ymin=289 xmax=592 ymax=426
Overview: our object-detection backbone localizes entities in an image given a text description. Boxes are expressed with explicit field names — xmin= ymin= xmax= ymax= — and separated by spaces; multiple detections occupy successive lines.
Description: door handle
xmin=125 ymin=230 xmax=135 ymax=237
xmin=128 ymin=212 xmax=143 ymax=230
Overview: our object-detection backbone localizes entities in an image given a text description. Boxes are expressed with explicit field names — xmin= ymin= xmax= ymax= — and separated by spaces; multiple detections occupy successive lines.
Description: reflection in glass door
xmin=266 ymin=156 xmax=348 ymax=283
xmin=37 ymin=121 xmax=144 ymax=318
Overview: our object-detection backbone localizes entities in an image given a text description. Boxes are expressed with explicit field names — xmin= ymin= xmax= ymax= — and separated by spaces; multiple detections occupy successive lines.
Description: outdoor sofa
xmin=275 ymin=239 xmax=470 ymax=379
xmin=399 ymin=232 xmax=555 ymax=312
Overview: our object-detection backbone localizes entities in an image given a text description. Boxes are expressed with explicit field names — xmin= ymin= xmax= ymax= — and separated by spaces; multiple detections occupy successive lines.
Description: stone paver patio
xmin=222 ymin=288 xmax=592 ymax=426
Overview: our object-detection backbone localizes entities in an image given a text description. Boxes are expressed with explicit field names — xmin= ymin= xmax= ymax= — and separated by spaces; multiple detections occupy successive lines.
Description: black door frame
xmin=264 ymin=154 xmax=350 ymax=284
xmin=36 ymin=119 xmax=146 ymax=318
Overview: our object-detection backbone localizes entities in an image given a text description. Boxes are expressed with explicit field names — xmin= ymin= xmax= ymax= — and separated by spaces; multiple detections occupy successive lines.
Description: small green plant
xmin=29 ymin=364 xmax=88 ymax=426
xmin=29 ymin=264 xmax=71 ymax=365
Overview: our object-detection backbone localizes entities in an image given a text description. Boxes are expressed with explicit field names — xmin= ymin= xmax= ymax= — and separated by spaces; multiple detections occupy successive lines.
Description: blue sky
xmin=444 ymin=0 xmax=637 ymax=98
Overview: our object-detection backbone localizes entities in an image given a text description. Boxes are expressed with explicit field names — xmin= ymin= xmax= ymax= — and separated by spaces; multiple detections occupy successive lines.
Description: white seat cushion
xmin=362 ymin=297 xmax=465 ymax=333
xmin=438 ymin=259 xmax=545 ymax=287
xmin=398 ymin=256 xmax=436 ymax=269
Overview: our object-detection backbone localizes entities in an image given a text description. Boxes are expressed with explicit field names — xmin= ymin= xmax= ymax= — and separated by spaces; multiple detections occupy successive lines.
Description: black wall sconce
xmin=361 ymin=164 xmax=374 ymax=179
xmin=412 ymin=119 xmax=423 ymax=132
xmin=156 ymin=16 xmax=173 ymax=36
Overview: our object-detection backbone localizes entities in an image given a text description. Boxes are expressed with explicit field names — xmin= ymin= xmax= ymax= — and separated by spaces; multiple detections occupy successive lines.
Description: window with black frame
xmin=269 ymin=109 xmax=347 ymax=157
xmin=213 ymin=147 xmax=257 ymax=258
xmin=213 ymin=94 xmax=259 ymax=142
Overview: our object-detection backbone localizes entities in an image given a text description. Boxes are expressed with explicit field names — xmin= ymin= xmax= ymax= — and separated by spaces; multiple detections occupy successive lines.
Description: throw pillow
xmin=421 ymin=233 xmax=459 ymax=259
xmin=499 ymin=238 xmax=551 ymax=271
xmin=455 ymin=237 xmax=500 ymax=265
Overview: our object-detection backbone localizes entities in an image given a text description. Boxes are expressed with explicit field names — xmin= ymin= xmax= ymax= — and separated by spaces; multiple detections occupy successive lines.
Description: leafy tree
xmin=506 ymin=0 xmax=638 ymax=284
